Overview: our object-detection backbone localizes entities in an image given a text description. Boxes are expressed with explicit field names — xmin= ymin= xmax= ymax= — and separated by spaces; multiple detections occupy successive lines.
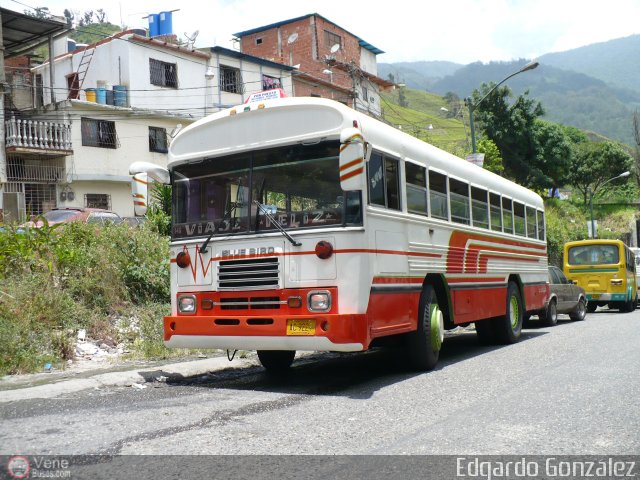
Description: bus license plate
xmin=286 ymin=319 xmax=316 ymax=336
xmin=592 ymin=294 xmax=600 ymax=300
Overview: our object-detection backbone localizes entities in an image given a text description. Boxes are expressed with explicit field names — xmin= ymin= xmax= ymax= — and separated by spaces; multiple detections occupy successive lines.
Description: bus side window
xmin=367 ymin=152 xmax=385 ymax=207
xmin=385 ymin=156 xmax=400 ymax=211
xmin=514 ymin=202 xmax=526 ymax=236
xmin=471 ymin=186 xmax=489 ymax=229
xmin=429 ymin=171 xmax=448 ymax=220
xmin=526 ymin=206 xmax=537 ymax=239
xmin=406 ymin=162 xmax=427 ymax=216
xmin=367 ymin=151 xmax=400 ymax=211
xmin=450 ymin=178 xmax=470 ymax=225
xmin=537 ymin=209 xmax=545 ymax=241
xmin=502 ymin=197 xmax=513 ymax=234
xmin=490 ymin=193 xmax=502 ymax=231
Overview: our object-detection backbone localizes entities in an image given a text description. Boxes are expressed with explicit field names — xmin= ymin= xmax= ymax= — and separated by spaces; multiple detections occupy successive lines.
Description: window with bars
xmin=149 ymin=58 xmax=178 ymax=88
xmin=85 ymin=193 xmax=111 ymax=210
xmin=81 ymin=118 xmax=118 ymax=149
xmin=149 ymin=126 xmax=168 ymax=153
xmin=219 ymin=65 xmax=243 ymax=94
xmin=324 ymin=30 xmax=342 ymax=49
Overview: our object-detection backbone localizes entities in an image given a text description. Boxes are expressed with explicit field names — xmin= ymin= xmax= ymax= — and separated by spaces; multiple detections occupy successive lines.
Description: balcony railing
xmin=5 ymin=117 xmax=72 ymax=152
xmin=6 ymin=158 xmax=65 ymax=183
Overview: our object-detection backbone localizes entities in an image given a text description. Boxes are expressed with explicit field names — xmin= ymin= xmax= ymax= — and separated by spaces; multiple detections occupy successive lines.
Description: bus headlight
xmin=178 ymin=294 xmax=197 ymax=314
xmin=610 ymin=279 xmax=623 ymax=286
xmin=308 ymin=290 xmax=331 ymax=312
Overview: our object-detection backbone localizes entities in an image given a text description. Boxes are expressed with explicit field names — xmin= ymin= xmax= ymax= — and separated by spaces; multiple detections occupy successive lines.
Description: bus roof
xmin=169 ymin=97 xmax=543 ymax=209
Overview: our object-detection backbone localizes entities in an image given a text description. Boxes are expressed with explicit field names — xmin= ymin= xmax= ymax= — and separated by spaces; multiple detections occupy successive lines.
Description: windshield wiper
xmin=254 ymin=200 xmax=301 ymax=247
xmin=201 ymin=182 xmax=240 ymax=253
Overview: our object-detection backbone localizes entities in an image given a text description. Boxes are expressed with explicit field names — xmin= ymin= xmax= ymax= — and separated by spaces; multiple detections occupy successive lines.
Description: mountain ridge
xmin=377 ymin=34 xmax=640 ymax=146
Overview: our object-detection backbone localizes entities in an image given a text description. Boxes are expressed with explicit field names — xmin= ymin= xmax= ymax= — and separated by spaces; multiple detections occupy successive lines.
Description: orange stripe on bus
xmin=340 ymin=167 xmax=364 ymax=182
xmin=340 ymin=158 xmax=363 ymax=171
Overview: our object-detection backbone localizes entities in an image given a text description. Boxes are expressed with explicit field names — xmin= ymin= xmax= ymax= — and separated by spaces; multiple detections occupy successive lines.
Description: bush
xmin=0 ymin=222 xmax=171 ymax=375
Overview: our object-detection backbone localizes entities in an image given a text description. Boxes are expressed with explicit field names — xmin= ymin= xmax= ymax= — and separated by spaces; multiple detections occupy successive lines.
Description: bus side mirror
xmin=339 ymin=128 xmax=367 ymax=192
xmin=129 ymin=162 xmax=170 ymax=216
xmin=131 ymin=173 xmax=148 ymax=216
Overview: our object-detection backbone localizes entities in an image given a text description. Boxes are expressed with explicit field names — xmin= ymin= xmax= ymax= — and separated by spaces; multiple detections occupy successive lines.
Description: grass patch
xmin=0 ymin=221 xmax=172 ymax=375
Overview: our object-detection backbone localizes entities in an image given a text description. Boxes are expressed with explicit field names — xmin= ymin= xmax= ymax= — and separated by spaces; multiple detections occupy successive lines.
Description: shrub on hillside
xmin=0 ymin=222 xmax=170 ymax=375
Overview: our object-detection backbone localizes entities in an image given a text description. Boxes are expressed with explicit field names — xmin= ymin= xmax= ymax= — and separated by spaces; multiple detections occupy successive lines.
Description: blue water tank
xmin=67 ymin=39 xmax=76 ymax=53
xmin=148 ymin=13 xmax=159 ymax=37
xmin=113 ymin=85 xmax=128 ymax=107
xmin=158 ymin=11 xmax=173 ymax=35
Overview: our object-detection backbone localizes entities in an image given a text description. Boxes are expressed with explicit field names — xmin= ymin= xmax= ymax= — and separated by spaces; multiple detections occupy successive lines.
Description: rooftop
xmin=233 ymin=13 xmax=384 ymax=55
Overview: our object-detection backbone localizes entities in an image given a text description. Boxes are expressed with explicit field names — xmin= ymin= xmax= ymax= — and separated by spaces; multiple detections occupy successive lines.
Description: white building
xmin=4 ymin=29 xmax=294 ymax=219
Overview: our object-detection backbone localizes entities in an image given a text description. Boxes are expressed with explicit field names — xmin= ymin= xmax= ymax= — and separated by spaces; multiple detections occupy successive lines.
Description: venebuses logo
xmin=7 ymin=456 xmax=30 ymax=479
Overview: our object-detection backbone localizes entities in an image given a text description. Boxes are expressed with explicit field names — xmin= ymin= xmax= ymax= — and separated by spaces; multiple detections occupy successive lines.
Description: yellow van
xmin=563 ymin=239 xmax=637 ymax=313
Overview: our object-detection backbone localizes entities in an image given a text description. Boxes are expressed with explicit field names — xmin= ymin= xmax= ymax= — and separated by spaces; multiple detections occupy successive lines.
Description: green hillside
xmin=380 ymin=88 xmax=469 ymax=156
xmin=539 ymin=34 xmax=640 ymax=94
xmin=71 ymin=23 xmax=122 ymax=45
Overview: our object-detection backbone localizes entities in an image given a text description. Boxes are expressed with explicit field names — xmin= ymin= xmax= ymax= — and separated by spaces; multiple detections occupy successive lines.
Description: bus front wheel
xmin=257 ymin=350 xmax=295 ymax=373
xmin=407 ymin=285 xmax=443 ymax=371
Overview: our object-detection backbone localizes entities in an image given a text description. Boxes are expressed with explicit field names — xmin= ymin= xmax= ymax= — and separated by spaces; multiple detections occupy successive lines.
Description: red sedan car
xmin=23 ymin=208 xmax=123 ymax=227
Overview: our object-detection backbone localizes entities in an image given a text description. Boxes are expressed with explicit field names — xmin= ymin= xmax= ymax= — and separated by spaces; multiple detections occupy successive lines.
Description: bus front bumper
xmin=163 ymin=313 xmax=367 ymax=352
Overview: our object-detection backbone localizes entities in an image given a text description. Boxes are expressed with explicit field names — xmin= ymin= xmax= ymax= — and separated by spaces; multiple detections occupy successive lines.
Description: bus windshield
xmin=171 ymin=140 xmax=362 ymax=239
xmin=568 ymin=244 xmax=620 ymax=265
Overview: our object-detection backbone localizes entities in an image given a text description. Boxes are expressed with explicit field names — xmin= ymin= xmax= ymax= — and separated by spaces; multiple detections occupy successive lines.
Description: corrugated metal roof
xmin=233 ymin=13 xmax=384 ymax=55
xmin=1 ymin=7 xmax=69 ymax=58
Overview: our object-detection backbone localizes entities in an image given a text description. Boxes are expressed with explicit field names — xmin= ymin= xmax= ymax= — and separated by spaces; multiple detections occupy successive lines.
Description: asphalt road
xmin=1 ymin=308 xmax=639 ymax=462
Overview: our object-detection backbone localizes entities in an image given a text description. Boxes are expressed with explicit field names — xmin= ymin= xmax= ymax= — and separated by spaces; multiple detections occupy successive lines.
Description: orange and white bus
xmin=131 ymin=97 xmax=549 ymax=372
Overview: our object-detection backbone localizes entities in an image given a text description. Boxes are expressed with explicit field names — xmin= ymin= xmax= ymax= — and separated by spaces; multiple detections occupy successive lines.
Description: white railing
xmin=5 ymin=117 xmax=72 ymax=151
xmin=6 ymin=161 xmax=65 ymax=182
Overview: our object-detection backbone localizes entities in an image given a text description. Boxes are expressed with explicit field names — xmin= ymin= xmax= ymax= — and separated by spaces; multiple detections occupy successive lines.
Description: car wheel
xmin=257 ymin=350 xmax=295 ymax=373
xmin=407 ymin=285 xmax=443 ymax=371
xmin=569 ymin=298 xmax=587 ymax=321
xmin=540 ymin=299 xmax=558 ymax=327
xmin=491 ymin=282 xmax=523 ymax=344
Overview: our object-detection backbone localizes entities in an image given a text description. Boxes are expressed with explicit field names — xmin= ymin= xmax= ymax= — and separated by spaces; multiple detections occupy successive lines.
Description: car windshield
xmin=171 ymin=141 xmax=362 ymax=240
xmin=42 ymin=210 xmax=80 ymax=222
xmin=568 ymin=244 xmax=619 ymax=265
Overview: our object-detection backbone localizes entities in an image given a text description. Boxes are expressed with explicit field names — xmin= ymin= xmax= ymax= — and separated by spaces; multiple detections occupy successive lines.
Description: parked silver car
xmin=529 ymin=266 xmax=588 ymax=326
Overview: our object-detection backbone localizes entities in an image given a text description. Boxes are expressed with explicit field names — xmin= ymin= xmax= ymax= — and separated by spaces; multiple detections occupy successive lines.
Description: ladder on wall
xmin=67 ymin=46 xmax=95 ymax=99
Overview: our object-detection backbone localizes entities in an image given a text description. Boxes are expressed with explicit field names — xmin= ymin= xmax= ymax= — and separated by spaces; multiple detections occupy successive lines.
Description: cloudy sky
xmin=4 ymin=0 xmax=640 ymax=64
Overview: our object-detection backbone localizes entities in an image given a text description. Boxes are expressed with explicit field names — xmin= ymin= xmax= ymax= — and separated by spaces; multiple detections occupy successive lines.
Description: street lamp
xmin=465 ymin=60 xmax=539 ymax=153
xmin=589 ymin=171 xmax=631 ymax=238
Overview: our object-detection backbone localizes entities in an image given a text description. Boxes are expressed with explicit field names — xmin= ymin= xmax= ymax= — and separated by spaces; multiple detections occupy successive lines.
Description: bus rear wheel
xmin=407 ymin=285 xmax=443 ymax=371
xmin=257 ymin=350 xmax=295 ymax=372
xmin=492 ymin=282 xmax=523 ymax=344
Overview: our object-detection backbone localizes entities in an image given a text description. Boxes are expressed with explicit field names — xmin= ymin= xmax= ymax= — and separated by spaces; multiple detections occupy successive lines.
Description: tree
xmin=477 ymin=139 xmax=503 ymax=176
xmin=95 ymin=9 xmax=107 ymax=23
xmin=63 ymin=9 xmax=74 ymax=27
xmin=25 ymin=6 xmax=49 ymax=18
xmin=566 ymin=141 xmax=634 ymax=204
xmin=531 ymin=120 xmax=572 ymax=192
xmin=79 ymin=10 xmax=94 ymax=27
xmin=633 ymin=109 xmax=640 ymax=187
xmin=472 ymin=84 xmax=545 ymax=189
xmin=398 ymin=87 xmax=408 ymax=108
xmin=443 ymin=92 xmax=461 ymax=118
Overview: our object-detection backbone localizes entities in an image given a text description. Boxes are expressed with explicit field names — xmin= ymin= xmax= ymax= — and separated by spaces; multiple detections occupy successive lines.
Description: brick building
xmin=234 ymin=13 xmax=394 ymax=118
